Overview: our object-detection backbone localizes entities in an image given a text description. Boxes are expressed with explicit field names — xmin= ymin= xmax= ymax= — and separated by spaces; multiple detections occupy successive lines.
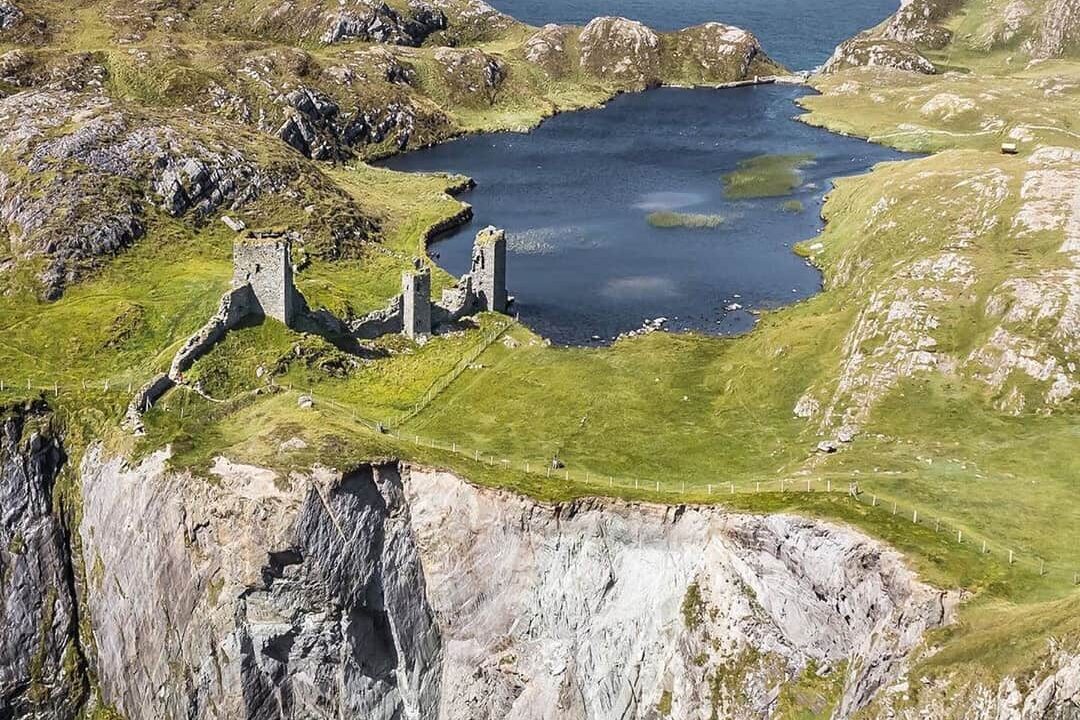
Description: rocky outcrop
xmin=579 ymin=17 xmax=662 ymax=88
xmin=76 ymin=450 xmax=961 ymax=719
xmin=1030 ymin=0 xmax=1080 ymax=57
xmin=276 ymin=87 xmax=341 ymax=160
xmin=881 ymin=0 xmax=960 ymax=49
xmin=668 ymin=22 xmax=780 ymax=82
xmin=0 ymin=400 xmax=86 ymax=718
xmin=0 ymin=88 xmax=375 ymax=298
xmin=822 ymin=36 xmax=937 ymax=73
xmin=0 ymin=1 xmax=22 ymax=32
xmin=525 ymin=17 xmax=779 ymax=88
xmin=433 ymin=47 xmax=506 ymax=106
xmin=322 ymin=1 xmax=447 ymax=46
xmin=523 ymin=24 xmax=576 ymax=76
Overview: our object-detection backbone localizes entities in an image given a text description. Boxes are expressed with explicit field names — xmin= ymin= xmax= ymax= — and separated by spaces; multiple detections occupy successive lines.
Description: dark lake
xmin=382 ymin=84 xmax=907 ymax=345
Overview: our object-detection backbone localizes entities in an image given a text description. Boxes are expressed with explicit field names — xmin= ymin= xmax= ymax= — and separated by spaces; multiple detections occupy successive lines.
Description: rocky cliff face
xmin=0 ymin=401 xmax=86 ymax=718
xmin=76 ymin=450 xmax=957 ymax=719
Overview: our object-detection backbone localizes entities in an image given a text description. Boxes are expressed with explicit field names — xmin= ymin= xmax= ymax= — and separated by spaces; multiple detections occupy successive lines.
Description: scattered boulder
xmin=668 ymin=22 xmax=779 ymax=82
xmin=322 ymin=1 xmax=447 ymax=47
xmin=297 ymin=394 xmax=315 ymax=409
xmin=524 ymin=23 xmax=575 ymax=75
xmin=919 ymin=92 xmax=979 ymax=122
xmin=822 ymin=37 xmax=937 ymax=74
xmin=579 ymin=16 xmax=662 ymax=88
xmin=0 ymin=0 xmax=23 ymax=32
xmin=816 ymin=440 xmax=839 ymax=454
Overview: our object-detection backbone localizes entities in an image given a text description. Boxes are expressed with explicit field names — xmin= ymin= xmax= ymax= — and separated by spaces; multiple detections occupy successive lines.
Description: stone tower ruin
xmin=402 ymin=261 xmax=432 ymax=339
xmin=232 ymin=233 xmax=298 ymax=327
xmin=471 ymin=226 xmax=507 ymax=313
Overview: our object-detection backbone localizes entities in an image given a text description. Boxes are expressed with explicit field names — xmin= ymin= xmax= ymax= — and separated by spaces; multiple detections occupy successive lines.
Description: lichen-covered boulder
xmin=433 ymin=47 xmax=506 ymax=106
xmin=668 ymin=22 xmax=779 ymax=83
xmin=822 ymin=36 xmax=937 ymax=74
xmin=579 ymin=16 xmax=662 ymax=88
xmin=523 ymin=23 xmax=576 ymax=76
xmin=0 ymin=0 xmax=23 ymax=32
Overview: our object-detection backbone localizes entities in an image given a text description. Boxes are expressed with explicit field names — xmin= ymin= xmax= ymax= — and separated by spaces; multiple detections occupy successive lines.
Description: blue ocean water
xmin=488 ymin=0 xmax=899 ymax=70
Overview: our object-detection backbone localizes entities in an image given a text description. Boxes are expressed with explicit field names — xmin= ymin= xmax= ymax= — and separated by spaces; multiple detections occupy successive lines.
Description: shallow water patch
xmin=381 ymin=85 xmax=909 ymax=345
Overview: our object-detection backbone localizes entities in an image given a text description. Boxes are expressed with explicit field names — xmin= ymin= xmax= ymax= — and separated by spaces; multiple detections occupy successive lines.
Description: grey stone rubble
xmin=125 ymin=227 xmax=509 ymax=431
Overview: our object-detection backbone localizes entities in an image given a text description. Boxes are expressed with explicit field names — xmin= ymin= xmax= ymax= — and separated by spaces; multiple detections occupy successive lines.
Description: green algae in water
xmin=781 ymin=199 xmax=805 ymax=213
xmin=722 ymin=153 xmax=815 ymax=199
xmin=646 ymin=211 xmax=725 ymax=229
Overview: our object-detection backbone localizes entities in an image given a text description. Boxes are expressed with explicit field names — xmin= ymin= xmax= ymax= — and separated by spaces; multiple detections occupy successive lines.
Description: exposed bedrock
xmin=0 ymin=401 xmax=87 ymax=719
xmin=78 ymin=450 xmax=957 ymax=719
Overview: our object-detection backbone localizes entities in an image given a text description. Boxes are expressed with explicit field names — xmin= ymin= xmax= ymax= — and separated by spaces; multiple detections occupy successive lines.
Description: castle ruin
xmin=127 ymin=226 xmax=510 ymax=432
xmin=471 ymin=226 xmax=508 ymax=313
xmin=354 ymin=226 xmax=510 ymax=338
xmin=232 ymin=232 xmax=299 ymax=327
xmin=402 ymin=261 xmax=432 ymax=339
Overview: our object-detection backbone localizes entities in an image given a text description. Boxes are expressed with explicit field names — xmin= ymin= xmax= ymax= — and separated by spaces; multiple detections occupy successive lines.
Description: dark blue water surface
xmin=489 ymin=0 xmax=899 ymax=70
xmin=383 ymin=85 xmax=906 ymax=345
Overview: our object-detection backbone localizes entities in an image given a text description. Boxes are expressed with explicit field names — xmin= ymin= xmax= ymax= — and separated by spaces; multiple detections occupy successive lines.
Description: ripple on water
xmin=381 ymin=85 xmax=911 ymax=345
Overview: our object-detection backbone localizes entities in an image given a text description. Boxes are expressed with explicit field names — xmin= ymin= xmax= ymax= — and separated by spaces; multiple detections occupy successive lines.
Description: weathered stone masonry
xmin=126 ymin=226 xmax=509 ymax=431
xmin=231 ymin=233 xmax=299 ymax=326
xmin=352 ymin=225 xmax=510 ymax=339
xmin=402 ymin=261 xmax=432 ymax=339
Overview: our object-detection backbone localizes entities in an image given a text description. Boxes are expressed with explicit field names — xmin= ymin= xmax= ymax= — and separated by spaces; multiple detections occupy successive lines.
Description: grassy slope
xmin=0 ymin=0 xmax=1078 ymax=709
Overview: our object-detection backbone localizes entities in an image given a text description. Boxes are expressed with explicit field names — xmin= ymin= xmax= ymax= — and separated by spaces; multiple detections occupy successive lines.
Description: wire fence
xmin=297 ymin=388 xmax=1078 ymax=586
xmin=393 ymin=316 xmax=518 ymax=427
xmin=2 ymin=336 xmax=1076 ymax=588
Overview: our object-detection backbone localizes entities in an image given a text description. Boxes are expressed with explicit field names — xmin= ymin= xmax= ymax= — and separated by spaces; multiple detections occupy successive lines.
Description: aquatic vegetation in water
xmin=722 ymin=153 xmax=815 ymax=198
xmin=781 ymin=199 xmax=805 ymax=213
xmin=646 ymin=211 xmax=726 ymax=229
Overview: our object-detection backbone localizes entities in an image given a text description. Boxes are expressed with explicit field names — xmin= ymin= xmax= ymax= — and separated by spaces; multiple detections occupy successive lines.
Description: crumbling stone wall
xmin=169 ymin=285 xmax=256 ymax=382
xmin=232 ymin=234 xmax=298 ymax=326
xmin=352 ymin=296 xmax=404 ymax=339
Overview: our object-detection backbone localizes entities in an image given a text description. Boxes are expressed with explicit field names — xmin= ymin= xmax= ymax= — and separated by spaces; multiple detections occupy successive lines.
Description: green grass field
xmin=1 ymin=0 xmax=1078 ymax=703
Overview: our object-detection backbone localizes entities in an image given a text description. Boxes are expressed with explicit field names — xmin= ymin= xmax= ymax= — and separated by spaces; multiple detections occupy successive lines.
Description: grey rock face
xmin=406 ymin=469 xmax=955 ymax=719
xmin=77 ymin=449 xmax=966 ymax=719
xmin=822 ymin=37 xmax=937 ymax=74
xmin=79 ymin=452 xmax=441 ymax=720
xmin=322 ymin=2 xmax=447 ymax=47
xmin=0 ymin=1 xmax=22 ymax=32
xmin=0 ymin=401 xmax=86 ymax=719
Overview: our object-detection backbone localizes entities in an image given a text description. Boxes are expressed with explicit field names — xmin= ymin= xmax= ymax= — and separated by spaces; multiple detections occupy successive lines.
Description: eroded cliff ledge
xmin=77 ymin=448 xmax=955 ymax=719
